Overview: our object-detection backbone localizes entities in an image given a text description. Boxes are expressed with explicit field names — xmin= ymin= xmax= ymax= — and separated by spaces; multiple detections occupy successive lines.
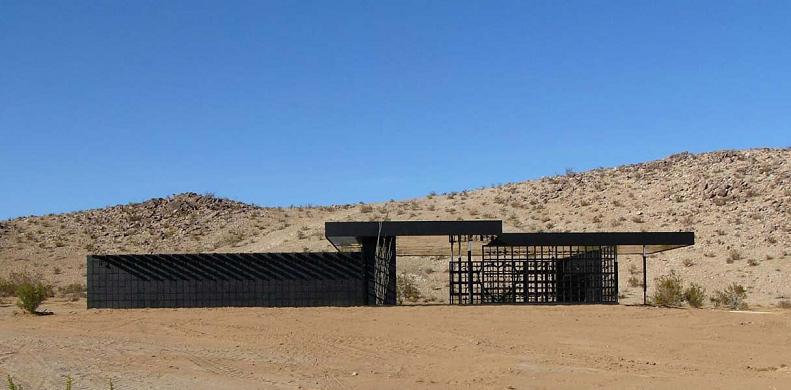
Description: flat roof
xmin=324 ymin=220 xmax=694 ymax=256
xmin=325 ymin=220 xmax=502 ymax=252
xmin=325 ymin=220 xmax=502 ymax=238
xmin=487 ymin=232 xmax=694 ymax=254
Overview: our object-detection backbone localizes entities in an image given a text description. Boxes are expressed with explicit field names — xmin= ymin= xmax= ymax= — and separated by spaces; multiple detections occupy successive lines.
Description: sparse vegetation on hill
xmin=0 ymin=148 xmax=789 ymax=306
xmin=711 ymin=283 xmax=749 ymax=310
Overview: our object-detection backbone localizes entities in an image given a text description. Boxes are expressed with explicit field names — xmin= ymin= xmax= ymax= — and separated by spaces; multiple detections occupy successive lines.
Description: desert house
xmin=87 ymin=220 xmax=693 ymax=308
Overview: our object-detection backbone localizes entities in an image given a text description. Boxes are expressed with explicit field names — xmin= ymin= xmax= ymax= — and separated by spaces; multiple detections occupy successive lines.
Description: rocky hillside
xmin=1 ymin=148 xmax=789 ymax=306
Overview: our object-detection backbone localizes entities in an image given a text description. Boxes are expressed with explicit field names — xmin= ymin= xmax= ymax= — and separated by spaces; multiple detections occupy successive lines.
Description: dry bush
xmin=682 ymin=259 xmax=695 ymax=267
xmin=6 ymin=375 xmax=89 ymax=390
xmin=396 ymin=274 xmax=422 ymax=304
xmin=710 ymin=283 xmax=748 ymax=310
xmin=651 ymin=271 xmax=684 ymax=307
xmin=680 ymin=214 xmax=695 ymax=226
xmin=631 ymin=215 xmax=645 ymax=224
xmin=776 ymin=300 xmax=791 ymax=309
xmin=627 ymin=275 xmax=642 ymax=288
xmin=297 ymin=229 xmax=309 ymax=240
xmin=747 ymin=258 xmax=760 ymax=266
xmin=16 ymin=282 xmax=49 ymax=314
xmin=727 ymin=249 xmax=742 ymax=263
xmin=0 ymin=271 xmax=53 ymax=298
xmin=684 ymin=283 xmax=706 ymax=308
xmin=214 ymin=229 xmax=245 ymax=248
xmin=359 ymin=204 xmax=374 ymax=213
xmin=59 ymin=283 xmax=87 ymax=301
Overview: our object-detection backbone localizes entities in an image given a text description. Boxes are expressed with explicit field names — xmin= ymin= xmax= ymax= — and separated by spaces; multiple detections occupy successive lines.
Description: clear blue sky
xmin=1 ymin=1 xmax=789 ymax=220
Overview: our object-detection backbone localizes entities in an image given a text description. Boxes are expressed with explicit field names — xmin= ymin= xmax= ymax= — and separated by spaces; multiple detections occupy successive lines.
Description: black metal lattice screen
xmin=361 ymin=236 xmax=397 ymax=305
xmin=87 ymin=252 xmax=365 ymax=309
xmin=449 ymin=245 xmax=618 ymax=304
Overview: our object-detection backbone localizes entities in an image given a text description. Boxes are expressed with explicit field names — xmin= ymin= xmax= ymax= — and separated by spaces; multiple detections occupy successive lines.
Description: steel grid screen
xmin=87 ymin=252 xmax=365 ymax=308
xmin=450 ymin=245 xmax=618 ymax=304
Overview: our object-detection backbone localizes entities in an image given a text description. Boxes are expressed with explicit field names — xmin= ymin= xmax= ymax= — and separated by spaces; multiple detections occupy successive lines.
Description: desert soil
xmin=1 ymin=300 xmax=790 ymax=389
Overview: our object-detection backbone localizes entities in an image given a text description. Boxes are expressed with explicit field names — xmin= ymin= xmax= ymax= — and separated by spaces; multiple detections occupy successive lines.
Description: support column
xmin=361 ymin=236 xmax=396 ymax=305
xmin=467 ymin=237 xmax=473 ymax=304
xmin=449 ymin=238 xmax=454 ymax=304
xmin=642 ymin=245 xmax=647 ymax=305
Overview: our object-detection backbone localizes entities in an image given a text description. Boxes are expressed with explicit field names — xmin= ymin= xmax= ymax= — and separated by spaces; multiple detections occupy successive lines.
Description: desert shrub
xmin=627 ymin=275 xmax=642 ymax=288
xmin=683 ymin=283 xmax=706 ymax=308
xmin=7 ymin=375 xmax=21 ymax=390
xmin=777 ymin=300 xmax=791 ymax=309
xmin=0 ymin=271 xmax=53 ymax=298
xmin=16 ymin=282 xmax=49 ymax=314
xmin=747 ymin=258 xmax=760 ymax=266
xmin=710 ymin=283 xmax=748 ymax=310
xmin=727 ymin=249 xmax=742 ymax=263
xmin=6 ymin=374 xmax=96 ymax=389
xmin=680 ymin=214 xmax=695 ymax=226
xmin=59 ymin=283 xmax=87 ymax=301
xmin=396 ymin=274 xmax=422 ymax=304
xmin=651 ymin=271 xmax=684 ymax=307
xmin=682 ymin=259 xmax=695 ymax=267
xmin=214 ymin=229 xmax=244 ymax=248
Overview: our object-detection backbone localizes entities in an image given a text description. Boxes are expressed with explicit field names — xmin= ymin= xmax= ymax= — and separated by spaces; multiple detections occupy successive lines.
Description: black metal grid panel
xmin=449 ymin=245 xmax=618 ymax=304
xmin=87 ymin=252 xmax=365 ymax=309
xmin=361 ymin=236 xmax=397 ymax=305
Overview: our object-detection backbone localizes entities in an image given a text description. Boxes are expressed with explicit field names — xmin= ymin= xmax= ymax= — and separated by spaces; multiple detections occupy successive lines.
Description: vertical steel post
xmin=642 ymin=245 xmax=647 ymax=305
xmin=449 ymin=237 xmax=454 ymax=304
xmin=467 ymin=237 xmax=473 ymax=304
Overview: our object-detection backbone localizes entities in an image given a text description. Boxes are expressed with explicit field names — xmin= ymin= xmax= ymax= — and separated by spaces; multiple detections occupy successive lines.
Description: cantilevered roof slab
xmin=325 ymin=220 xmax=502 ymax=255
xmin=486 ymin=232 xmax=694 ymax=254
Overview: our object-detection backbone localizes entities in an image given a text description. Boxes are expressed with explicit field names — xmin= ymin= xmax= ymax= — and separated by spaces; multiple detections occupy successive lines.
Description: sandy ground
xmin=1 ymin=300 xmax=790 ymax=390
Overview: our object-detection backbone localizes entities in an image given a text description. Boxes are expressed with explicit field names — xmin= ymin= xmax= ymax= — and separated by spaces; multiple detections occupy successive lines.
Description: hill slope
xmin=1 ymin=148 xmax=789 ymax=306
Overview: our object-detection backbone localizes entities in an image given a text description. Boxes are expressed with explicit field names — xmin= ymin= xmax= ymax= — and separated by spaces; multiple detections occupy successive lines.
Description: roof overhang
xmin=324 ymin=220 xmax=693 ymax=256
xmin=486 ymin=232 xmax=694 ymax=255
xmin=325 ymin=220 xmax=502 ymax=254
